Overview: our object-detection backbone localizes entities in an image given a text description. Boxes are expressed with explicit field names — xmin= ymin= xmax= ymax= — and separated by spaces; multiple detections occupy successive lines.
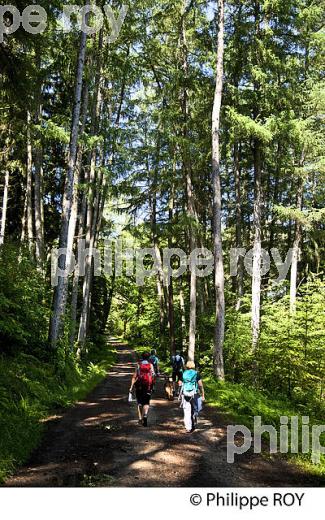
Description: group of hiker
xmin=129 ymin=350 xmax=205 ymax=433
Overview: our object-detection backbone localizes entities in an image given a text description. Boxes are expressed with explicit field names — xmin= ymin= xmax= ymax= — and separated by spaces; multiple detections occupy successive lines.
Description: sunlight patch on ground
xmin=129 ymin=459 xmax=157 ymax=472
xmin=39 ymin=414 xmax=63 ymax=423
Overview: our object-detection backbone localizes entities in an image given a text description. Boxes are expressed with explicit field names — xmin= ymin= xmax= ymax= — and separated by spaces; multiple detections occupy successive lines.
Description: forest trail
xmin=5 ymin=342 xmax=324 ymax=487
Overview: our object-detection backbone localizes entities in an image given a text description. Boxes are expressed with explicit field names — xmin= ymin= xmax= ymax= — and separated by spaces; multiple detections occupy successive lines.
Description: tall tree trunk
xmin=251 ymin=138 xmax=262 ymax=350
xmin=264 ymin=141 xmax=281 ymax=288
xmin=180 ymin=2 xmax=197 ymax=362
xmin=34 ymin=101 xmax=45 ymax=265
xmin=69 ymin=82 xmax=90 ymax=350
xmin=150 ymin=137 xmax=166 ymax=344
xmin=179 ymin=283 xmax=186 ymax=351
xmin=0 ymin=169 xmax=10 ymax=246
xmin=234 ymin=141 xmax=244 ymax=310
xmin=290 ymin=169 xmax=304 ymax=314
xmin=251 ymin=0 xmax=263 ymax=352
xmin=103 ymin=266 xmax=116 ymax=329
xmin=26 ymin=111 xmax=34 ymax=252
xmin=211 ymin=0 xmax=225 ymax=380
xmin=49 ymin=24 xmax=88 ymax=349
xmin=78 ymin=31 xmax=104 ymax=348
xmin=21 ymin=185 xmax=27 ymax=243
xmin=168 ymin=183 xmax=176 ymax=356
xmin=186 ymin=194 xmax=197 ymax=359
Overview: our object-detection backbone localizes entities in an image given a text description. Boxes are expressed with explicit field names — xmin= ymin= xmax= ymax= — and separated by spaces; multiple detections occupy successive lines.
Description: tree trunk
xmin=290 ymin=172 xmax=304 ymax=314
xmin=234 ymin=141 xmax=244 ymax=310
xmin=78 ymin=31 xmax=104 ymax=348
xmin=26 ymin=111 xmax=34 ymax=252
xmin=0 ymin=169 xmax=10 ymax=246
xmin=251 ymin=0 xmax=263 ymax=352
xmin=251 ymin=138 xmax=262 ymax=350
xmin=103 ymin=266 xmax=116 ymax=329
xmin=180 ymin=2 xmax=197 ymax=362
xmin=150 ymin=137 xmax=166 ymax=344
xmin=49 ymin=23 xmax=88 ymax=349
xmin=69 ymin=82 xmax=90 ymax=350
xmin=211 ymin=0 xmax=225 ymax=380
xmin=34 ymin=102 xmax=45 ymax=265
xmin=179 ymin=283 xmax=186 ymax=351
xmin=168 ymin=182 xmax=176 ymax=356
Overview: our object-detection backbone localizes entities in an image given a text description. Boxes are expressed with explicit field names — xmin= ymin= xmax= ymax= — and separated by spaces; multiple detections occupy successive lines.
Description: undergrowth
xmin=204 ymin=375 xmax=325 ymax=479
xmin=0 ymin=346 xmax=116 ymax=484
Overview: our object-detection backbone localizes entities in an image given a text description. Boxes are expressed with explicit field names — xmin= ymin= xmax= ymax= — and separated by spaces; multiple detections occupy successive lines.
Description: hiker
xmin=171 ymin=351 xmax=184 ymax=395
xmin=129 ymin=352 xmax=155 ymax=427
xmin=149 ymin=349 xmax=160 ymax=376
xmin=180 ymin=361 xmax=205 ymax=433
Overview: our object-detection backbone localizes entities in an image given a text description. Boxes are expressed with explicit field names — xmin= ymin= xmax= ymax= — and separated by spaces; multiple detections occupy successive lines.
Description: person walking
xmin=171 ymin=351 xmax=184 ymax=396
xmin=129 ymin=352 xmax=155 ymax=426
xmin=149 ymin=349 xmax=160 ymax=376
xmin=180 ymin=361 xmax=205 ymax=433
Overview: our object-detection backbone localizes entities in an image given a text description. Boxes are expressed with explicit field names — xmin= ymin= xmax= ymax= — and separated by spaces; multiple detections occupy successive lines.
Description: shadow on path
xmin=5 ymin=343 xmax=325 ymax=487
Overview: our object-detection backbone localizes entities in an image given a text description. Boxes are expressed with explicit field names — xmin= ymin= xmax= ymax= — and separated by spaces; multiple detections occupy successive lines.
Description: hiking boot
xmin=143 ymin=416 xmax=148 ymax=427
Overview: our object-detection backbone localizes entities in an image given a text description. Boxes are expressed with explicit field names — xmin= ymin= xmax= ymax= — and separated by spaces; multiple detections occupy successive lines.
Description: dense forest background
xmin=0 ymin=0 xmax=324 ymax=480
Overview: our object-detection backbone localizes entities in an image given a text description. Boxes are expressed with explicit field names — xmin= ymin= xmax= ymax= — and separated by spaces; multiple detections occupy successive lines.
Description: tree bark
xmin=234 ymin=141 xmax=244 ymax=310
xmin=150 ymin=137 xmax=166 ymax=344
xmin=251 ymin=0 xmax=263 ymax=352
xmin=49 ymin=23 xmax=88 ymax=349
xmin=290 ymin=169 xmax=304 ymax=314
xmin=0 ymin=169 xmax=10 ymax=246
xmin=69 ymin=82 xmax=90 ymax=351
xmin=251 ymin=138 xmax=262 ymax=350
xmin=34 ymin=101 xmax=45 ymax=265
xmin=78 ymin=31 xmax=104 ymax=348
xmin=211 ymin=0 xmax=225 ymax=380
xmin=26 ymin=111 xmax=34 ymax=252
xmin=168 ymin=181 xmax=176 ymax=356
xmin=179 ymin=283 xmax=186 ymax=351
xmin=180 ymin=2 xmax=197 ymax=362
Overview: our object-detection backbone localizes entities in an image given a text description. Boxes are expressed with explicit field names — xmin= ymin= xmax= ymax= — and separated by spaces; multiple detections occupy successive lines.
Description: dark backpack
xmin=137 ymin=362 xmax=154 ymax=392
xmin=172 ymin=355 xmax=183 ymax=371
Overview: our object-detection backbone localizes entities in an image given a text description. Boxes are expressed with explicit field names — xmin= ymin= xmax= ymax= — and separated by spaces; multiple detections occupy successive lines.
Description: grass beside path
xmin=204 ymin=375 xmax=325 ymax=479
xmin=0 ymin=342 xmax=117 ymax=484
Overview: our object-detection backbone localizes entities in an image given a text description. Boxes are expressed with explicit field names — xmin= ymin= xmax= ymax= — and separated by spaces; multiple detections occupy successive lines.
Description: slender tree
xmin=50 ymin=23 xmax=88 ymax=349
xmin=0 ymin=169 xmax=10 ymax=247
xmin=211 ymin=0 xmax=225 ymax=379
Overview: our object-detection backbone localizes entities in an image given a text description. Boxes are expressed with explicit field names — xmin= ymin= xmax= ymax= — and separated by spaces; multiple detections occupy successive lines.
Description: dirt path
xmin=5 ymin=343 xmax=325 ymax=487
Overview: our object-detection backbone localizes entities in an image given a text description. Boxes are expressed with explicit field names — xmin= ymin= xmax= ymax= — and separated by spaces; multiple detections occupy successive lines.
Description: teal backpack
xmin=182 ymin=369 xmax=198 ymax=397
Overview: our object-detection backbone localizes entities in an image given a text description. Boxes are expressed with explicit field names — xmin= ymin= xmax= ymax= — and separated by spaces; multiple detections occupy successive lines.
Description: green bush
xmin=0 ymin=244 xmax=50 ymax=357
xmin=204 ymin=375 xmax=325 ymax=477
xmin=0 ymin=348 xmax=116 ymax=484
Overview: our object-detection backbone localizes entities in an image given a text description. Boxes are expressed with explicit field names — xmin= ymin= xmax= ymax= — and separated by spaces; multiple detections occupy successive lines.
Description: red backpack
xmin=137 ymin=362 xmax=154 ymax=392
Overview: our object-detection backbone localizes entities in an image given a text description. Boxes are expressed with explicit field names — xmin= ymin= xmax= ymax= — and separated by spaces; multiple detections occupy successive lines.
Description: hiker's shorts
xmin=136 ymin=389 xmax=151 ymax=406
xmin=172 ymin=369 xmax=183 ymax=382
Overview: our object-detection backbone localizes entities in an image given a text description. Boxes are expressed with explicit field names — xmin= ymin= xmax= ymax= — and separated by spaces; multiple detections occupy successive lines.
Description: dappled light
xmin=5 ymin=344 xmax=323 ymax=488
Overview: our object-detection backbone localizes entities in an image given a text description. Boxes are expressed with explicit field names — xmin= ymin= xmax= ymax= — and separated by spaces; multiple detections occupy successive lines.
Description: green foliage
xmin=205 ymin=376 xmax=325 ymax=477
xmin=222 ymin=279 xmax=325 ymax=409
xmin=226 ymin=107 xmax=273 ymax=142
xmin=0 ymin=347 xmax=116 ymax=484
xmin=0 ymin=244 xmax=50 ymax=356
